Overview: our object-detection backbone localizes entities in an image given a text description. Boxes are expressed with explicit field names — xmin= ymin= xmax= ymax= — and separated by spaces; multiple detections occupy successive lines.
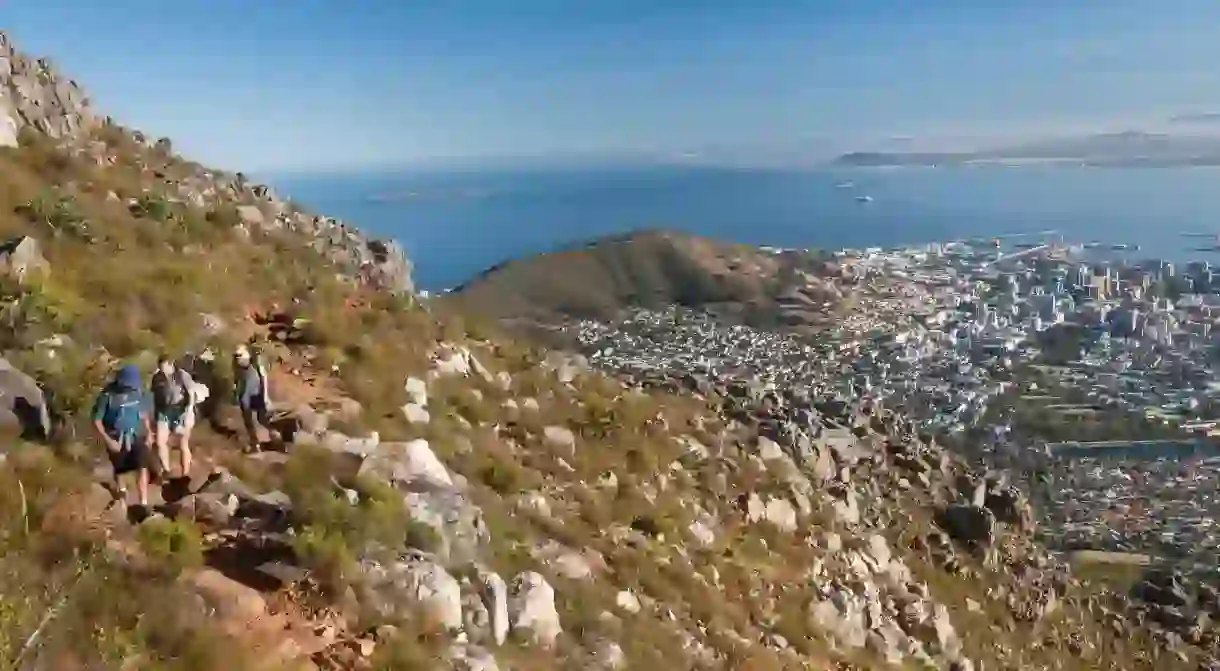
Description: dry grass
xmin=0 ymin=118 xmax=1188 ymax=671
xmin=0 ymin=448 xmax=254 ymax=670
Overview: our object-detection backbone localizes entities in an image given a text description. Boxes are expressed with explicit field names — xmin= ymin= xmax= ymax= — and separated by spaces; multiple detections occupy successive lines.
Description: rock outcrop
xmin=0 ymin=30 xmax=413 ymax=296
xmin=0 ymin=31 xmax=95 ymax=145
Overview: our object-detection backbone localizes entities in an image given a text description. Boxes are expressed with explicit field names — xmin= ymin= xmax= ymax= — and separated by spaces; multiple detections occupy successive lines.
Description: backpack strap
xmin=253 ymin=356 xmax=271 ymax=408
xmin=176 ymin=369 xmax=193 ymax=406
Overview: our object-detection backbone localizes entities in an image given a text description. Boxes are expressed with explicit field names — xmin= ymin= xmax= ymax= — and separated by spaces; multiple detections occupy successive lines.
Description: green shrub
xmin=130 ymin=194 xmax=174 ymax=222
xmin=404 ymin=520 xmax=444 ymax=554
xmin=283 ymin=447 xmax=410 ymax=594
xmin=136 ymin=517 xmax=204 ymax=577
xmin=291 ymin=525 xmax=356 ymax=597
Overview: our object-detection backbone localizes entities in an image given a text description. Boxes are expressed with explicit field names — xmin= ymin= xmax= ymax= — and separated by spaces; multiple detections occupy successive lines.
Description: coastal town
xmin=549 ymin=236 xmax=1220 ymax=569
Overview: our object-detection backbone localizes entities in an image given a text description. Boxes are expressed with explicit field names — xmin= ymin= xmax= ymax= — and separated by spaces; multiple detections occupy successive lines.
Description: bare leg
xmin=137 ymin=468 xmax=150 ymax=507
xmin=257 ymin=407 xmax=274 ymax=444
xmin=112 ymin=470 xmax=127 ymax=500
xmin=155 ymin=420 xmax=172 ymax=478
xmin=242 ymin=406 xmax=260 ymax=451
xmin=179 ymin=428 xmax=193 ymax=479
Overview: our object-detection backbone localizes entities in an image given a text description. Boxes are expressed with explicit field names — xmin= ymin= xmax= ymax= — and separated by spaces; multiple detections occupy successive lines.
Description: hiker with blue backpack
xmin=92 ymin=364 xmax=152 ymax=507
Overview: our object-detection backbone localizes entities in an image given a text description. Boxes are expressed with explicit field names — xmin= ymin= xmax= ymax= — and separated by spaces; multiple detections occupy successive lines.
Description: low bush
xmin=136 ymin=517 xmax=205 ymax=578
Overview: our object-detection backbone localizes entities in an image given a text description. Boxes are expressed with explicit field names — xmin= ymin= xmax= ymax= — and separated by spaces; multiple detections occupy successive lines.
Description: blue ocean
xmin=270 ymin=166 xmax=1220 ymax=292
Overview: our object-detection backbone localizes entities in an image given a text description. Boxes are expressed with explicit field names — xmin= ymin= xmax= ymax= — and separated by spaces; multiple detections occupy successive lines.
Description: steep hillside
xmin=446 ymin=230 xmax=849 ymax=332
xmin=0 ymin=29 xmax=1206 ymax=671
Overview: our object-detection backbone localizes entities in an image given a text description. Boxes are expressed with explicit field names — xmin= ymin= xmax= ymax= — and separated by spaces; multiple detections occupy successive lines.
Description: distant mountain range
xmin=835 ymin=131 xmax=1220 ymax=167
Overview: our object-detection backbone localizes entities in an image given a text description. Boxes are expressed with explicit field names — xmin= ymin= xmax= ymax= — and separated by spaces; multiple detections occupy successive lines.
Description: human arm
xmin=233 ymin=367 xmax=247 ymax=407
xmin=91 ymin=394 xmax=119 ymax=453
xmin=257 ymin=363 xmax=272 ymax=409
xmin=141 ymin=393 xmax=154 ymax=444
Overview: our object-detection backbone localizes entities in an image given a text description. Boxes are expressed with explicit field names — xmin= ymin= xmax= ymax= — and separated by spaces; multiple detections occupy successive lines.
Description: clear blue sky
xmin=8 ymin=0 xmax=1220 ymax=173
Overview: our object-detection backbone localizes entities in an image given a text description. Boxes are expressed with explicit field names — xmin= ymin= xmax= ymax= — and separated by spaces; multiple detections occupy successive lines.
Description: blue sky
xmin=8 ymin=0 xmax=1220 ymax=172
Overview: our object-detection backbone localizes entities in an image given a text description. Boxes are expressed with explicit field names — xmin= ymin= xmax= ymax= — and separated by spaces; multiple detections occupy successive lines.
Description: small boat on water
xmin=835 ymin=181 xmax=855 ymax=189
xmin=855 ymin=195 xmax=874 ymax=203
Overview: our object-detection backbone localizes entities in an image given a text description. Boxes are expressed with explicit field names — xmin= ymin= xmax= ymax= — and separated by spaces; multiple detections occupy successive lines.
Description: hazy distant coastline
xmin=835 ymin=131 xmax=1220 ymax=168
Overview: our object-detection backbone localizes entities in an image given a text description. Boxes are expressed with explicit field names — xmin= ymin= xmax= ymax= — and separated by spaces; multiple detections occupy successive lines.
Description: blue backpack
xmin=95 ymin=386 xmax=145 ymax=441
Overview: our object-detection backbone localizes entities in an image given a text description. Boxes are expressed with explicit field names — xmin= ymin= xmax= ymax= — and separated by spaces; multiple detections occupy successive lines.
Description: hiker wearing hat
xmin=234 ymin=344 xmax=272 ymax=452
xmin=92 ymin=364 xmax=152 ymax=506
xmin=151 ymin=355 xmax=198 ymax=483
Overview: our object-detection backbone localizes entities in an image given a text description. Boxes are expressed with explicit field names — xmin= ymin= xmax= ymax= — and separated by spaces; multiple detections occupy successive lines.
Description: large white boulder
xmin=508 ymin=571 xmax=562 ymax=647
xmin=359 ymin=438 xmax=453 ymax=490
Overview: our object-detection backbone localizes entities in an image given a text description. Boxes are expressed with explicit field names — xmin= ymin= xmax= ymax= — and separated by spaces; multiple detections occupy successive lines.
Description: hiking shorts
xmin=107 ymin=433 xmax=148 ymax=476
xmin=155 ymin=407 xmax=195 ymax=435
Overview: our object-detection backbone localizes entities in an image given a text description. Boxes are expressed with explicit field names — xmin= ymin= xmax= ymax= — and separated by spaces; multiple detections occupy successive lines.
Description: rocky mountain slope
xmin=446 ymin=230 xmax=850 ymax=334
xmin=0 ymin=29 xmax=1207 ymax=671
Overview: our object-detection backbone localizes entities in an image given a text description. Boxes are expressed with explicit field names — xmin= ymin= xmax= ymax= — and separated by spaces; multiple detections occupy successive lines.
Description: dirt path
xmin=81 ymin=323 xmax=377 ymax=670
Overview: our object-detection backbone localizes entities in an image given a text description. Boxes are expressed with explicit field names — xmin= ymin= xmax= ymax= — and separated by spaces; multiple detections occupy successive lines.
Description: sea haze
xmin=271 ymin=165 xmax=1220 ymax=291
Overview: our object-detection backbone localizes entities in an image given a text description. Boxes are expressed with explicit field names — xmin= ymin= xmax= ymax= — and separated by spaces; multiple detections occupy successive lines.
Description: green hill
xmin=447 ymin=230 xmax=847 ymax=331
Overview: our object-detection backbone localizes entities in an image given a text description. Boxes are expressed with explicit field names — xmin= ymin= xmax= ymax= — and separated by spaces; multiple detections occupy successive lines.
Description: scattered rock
xmin=937 ymin=504 xmax=996 ymax=549
xmin=0 ymin=236 xmax=48 ymax=284
xmin=0 ymin=357 xmax=49 ymax=439
xmin=508 ymin=571 xmax=562 ymax=647
xmin=358 ymin=556 xmax=463 ymax=631
xmin=359 ymin=439 xmax=453 ymax=490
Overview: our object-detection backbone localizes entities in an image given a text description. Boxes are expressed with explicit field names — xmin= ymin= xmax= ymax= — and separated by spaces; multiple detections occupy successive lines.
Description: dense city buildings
xmin=551 ymin=236 xmax=1220 ymax=570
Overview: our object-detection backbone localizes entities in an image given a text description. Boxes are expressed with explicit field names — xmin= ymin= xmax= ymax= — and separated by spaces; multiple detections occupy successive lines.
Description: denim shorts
xmin=156 ymin=407 xmax=193 ymax=434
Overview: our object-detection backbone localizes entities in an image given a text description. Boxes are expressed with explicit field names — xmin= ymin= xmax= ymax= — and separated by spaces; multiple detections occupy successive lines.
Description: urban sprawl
xmin=554 ymin=237 xmax=1220 ymax=572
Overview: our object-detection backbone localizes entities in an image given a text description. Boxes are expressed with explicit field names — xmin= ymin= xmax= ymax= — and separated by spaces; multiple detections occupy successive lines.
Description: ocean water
xmin=270 ymin=166 xmax=1220 ymax=291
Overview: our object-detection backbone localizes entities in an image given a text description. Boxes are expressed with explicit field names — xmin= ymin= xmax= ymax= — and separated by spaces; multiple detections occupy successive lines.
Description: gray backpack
xmin=153 ymin=369 xmax=191 ymax=411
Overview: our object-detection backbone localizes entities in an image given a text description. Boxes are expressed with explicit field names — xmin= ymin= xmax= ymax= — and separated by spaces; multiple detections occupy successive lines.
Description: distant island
xmin=835 ymin=131 xmax=1220 ymax=168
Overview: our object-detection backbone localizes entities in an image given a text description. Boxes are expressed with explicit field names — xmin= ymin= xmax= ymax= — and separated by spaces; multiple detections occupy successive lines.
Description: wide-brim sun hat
xmin=117 ymin=364 xmax=141 ymax=389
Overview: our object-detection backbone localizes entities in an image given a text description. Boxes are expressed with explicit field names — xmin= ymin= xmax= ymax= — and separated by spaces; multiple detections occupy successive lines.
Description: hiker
xmin=191 ymin=348 xmax=221 ymax=425
xmin=234 ymin=344 xmax=272 ymax=452
xmin=92 ymin=364 xmax=151 ymax=507
xmin=150 ymin=355 xmax=197 ymax=482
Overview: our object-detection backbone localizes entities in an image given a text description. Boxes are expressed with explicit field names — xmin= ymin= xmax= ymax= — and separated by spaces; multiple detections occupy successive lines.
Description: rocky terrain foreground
xmin=0 ymin=30 xmax=1209 ymax=671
